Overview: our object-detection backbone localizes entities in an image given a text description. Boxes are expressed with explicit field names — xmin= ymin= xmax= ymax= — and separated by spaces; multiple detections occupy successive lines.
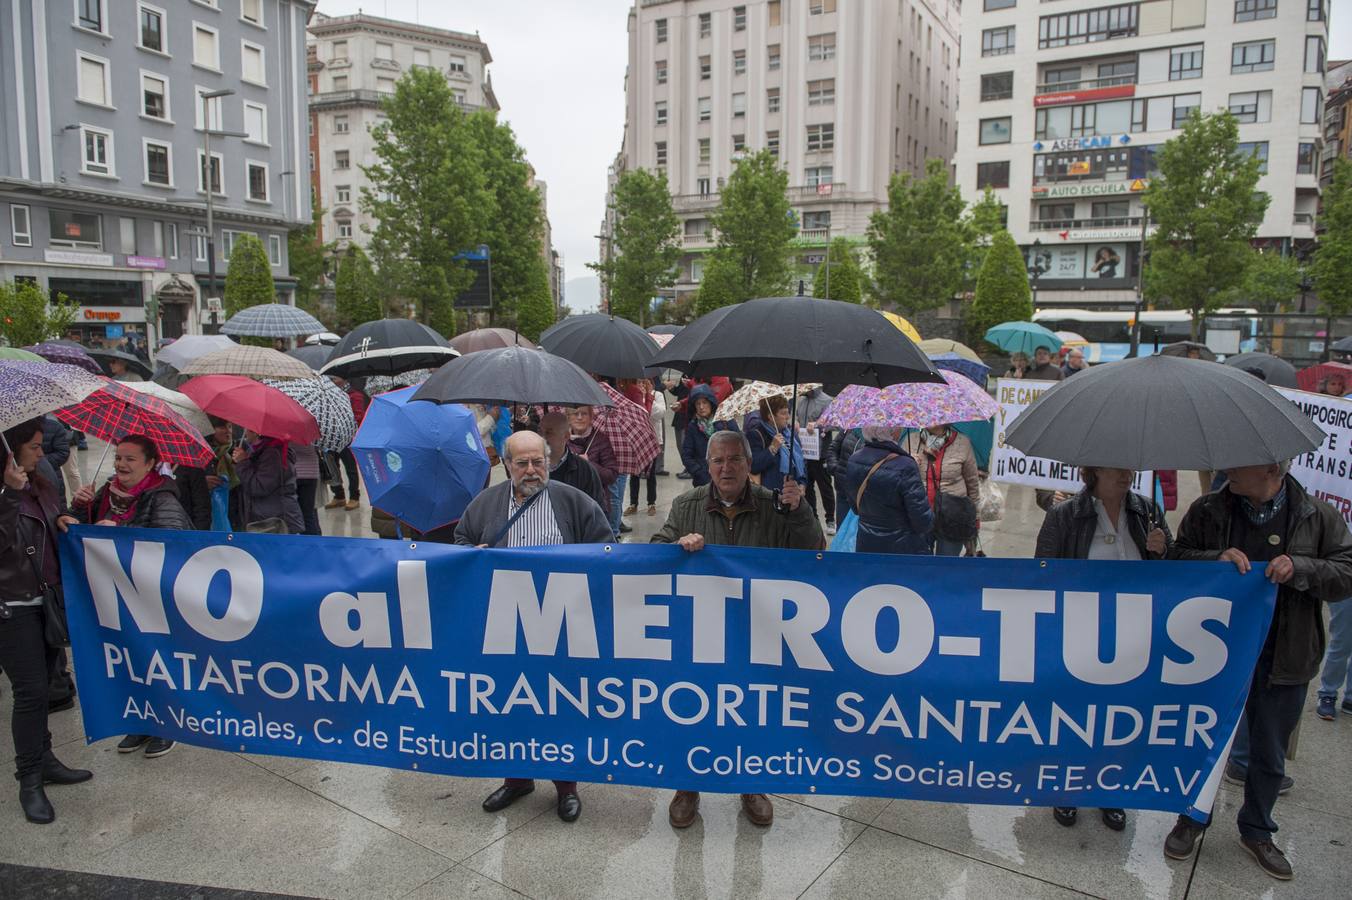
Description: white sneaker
xmin=826 ymin=522 xmax=837 ymax=536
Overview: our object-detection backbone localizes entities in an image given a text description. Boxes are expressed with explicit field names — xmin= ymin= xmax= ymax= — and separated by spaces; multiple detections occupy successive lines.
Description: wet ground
xmin=2 ymin=441 xmax=1347 ymax=899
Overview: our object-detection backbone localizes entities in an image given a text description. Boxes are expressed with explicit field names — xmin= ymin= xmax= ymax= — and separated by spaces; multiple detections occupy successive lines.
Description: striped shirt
xmin=505 ymin=486 xmax=564 ymax=547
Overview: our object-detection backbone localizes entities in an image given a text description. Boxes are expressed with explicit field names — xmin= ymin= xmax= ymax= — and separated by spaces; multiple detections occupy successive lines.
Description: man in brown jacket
xmin=651 ymin=430 xmax=822 ymax=829
xmin=1162 ymin=461 xmax=1352 ymax=881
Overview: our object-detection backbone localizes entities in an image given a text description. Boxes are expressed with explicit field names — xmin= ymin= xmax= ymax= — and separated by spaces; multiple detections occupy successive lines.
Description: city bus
xmin=1032 ymin=308 xmax=1260 ymax=362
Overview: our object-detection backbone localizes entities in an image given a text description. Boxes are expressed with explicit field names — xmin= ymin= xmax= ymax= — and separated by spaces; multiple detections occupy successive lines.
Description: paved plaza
xmin=1 ymin=441 xmax=1348 ymax=899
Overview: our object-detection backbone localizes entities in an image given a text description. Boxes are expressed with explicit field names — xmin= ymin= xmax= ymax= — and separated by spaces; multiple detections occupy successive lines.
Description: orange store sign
xmin=84 ymin=310 xmax=122 ymax=322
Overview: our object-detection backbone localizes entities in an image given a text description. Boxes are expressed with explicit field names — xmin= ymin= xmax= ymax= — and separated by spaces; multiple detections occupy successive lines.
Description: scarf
xmin=1239 ymin=482 xmax=1288 ymax=526
xmin=97 ymin=470 xmax=167 ymax=524
xmin=252 ymin=435 xmax=289 ymax=459
xmin=923 ymin=428 xmax=950 ymax=452
xmin=694 ymin=416 xmax=717 ymax=438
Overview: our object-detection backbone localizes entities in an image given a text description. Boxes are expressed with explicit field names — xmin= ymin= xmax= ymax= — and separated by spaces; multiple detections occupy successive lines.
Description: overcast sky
xmin=318 ymin=1 xmax=1352 ymax=302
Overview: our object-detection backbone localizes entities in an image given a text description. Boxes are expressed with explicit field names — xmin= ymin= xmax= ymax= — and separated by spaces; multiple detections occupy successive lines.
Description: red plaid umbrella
xmin=592 ymin=382 xmax=661 ymax=475
xmin=54 ymin=379 xmax=214 ymax=468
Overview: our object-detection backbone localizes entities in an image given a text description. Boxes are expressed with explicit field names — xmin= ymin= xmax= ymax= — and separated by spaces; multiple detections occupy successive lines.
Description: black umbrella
xmin=646 ymin=323 xmax=684 ymax=335
xmin=1004 ymin=355 xmax=1324 ymax=471
xmin=320 ymin=319 xmax=459 ymax=379
xmin=288 ymin=344 xmax=333 ymax=371
xmin=411 ymin=346 xmax=612 ymax=407
xmin=1223 ymin=352 xmax=1298 ymax=389
xmin=1331 ymin=336 xmax=1352 ymax=354
xmin=538 ymin=314 xmax=660 ymax=379
xmin=87 ymin=348 xmax=152 ymax=379
xmin=1158 ymin=341 xmax=1217 ymax=362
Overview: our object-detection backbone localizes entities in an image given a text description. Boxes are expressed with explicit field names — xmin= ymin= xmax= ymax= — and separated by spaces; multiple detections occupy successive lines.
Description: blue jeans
xmin=1318 ymin=598 xmax=1352 ymax=700
xmin=608 ymin=475 xmax=628 ymax=538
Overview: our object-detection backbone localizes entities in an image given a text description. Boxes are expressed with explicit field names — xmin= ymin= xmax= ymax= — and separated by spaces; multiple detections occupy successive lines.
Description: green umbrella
xmin=984 ymin=321 xmax=1063 ymax=355
xmin=0 ymin=347 xmax=44 ymax=362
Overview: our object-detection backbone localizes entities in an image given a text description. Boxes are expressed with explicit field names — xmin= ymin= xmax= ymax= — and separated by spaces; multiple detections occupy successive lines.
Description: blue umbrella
xmin=984 ymin=321 xmax=1063 ymax=355
xmin=350 ymin=385 xmax=490 ymax=533
xmin=928 ymin=352 xmax=990 ymax=387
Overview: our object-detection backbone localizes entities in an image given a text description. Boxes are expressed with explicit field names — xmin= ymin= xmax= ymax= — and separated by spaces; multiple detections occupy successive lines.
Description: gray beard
xmin=516 ymin=478 xmax=545 ymax=499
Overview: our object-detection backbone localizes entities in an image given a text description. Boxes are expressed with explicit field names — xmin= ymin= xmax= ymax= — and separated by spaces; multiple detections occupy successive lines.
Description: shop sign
xmin=45 ymin=249 xmax=114 ymax=267
xmin=1032 ymin=135 xmax=1132 ymax=153
xmin=1031 ymin=179 xmax=1148 ymax=199
xmin=1033 ymin=84 xmax=1136 ymax=108
xmin=126 ymin=255 xmax=167 ymax=270
xmin=84 ymin=309 xmax=122 ymax=322
xmin=1060 ymin=227 xmax=1152 ymax=241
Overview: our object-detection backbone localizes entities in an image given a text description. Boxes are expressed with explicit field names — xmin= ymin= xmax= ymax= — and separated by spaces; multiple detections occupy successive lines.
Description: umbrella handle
xmin=90 ymin=439 xmax=113 ymax=487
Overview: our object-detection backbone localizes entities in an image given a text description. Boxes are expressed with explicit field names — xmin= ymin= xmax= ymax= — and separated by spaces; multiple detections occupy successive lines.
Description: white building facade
xmin=611 ymin=0 xmax=961 ymax=306
xmin=956 ymin=0 xmax=1331 ymax=308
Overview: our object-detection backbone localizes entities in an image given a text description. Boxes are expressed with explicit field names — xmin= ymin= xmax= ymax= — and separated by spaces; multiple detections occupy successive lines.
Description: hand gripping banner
xmin=60 ymin=528 xmax=1276 ymax=819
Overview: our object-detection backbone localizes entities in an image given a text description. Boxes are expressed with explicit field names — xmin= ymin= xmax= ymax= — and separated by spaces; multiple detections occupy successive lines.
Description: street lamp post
xmin=1026 ymin=238 xmax=1051 ymax=307
xmin=200 ymin=89 xmax=238 ymax=331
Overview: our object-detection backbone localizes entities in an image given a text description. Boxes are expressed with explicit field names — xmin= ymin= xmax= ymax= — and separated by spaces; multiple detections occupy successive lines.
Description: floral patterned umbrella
xmin=714 ymin=381 xmax=822 ymax=421
xmin=818 ymin=371 xmax=998 ymax=431
xmin=0 ymin=361 xmax=105 ymax=432
xmin=25 ymin=341 xmax=102 ymax=374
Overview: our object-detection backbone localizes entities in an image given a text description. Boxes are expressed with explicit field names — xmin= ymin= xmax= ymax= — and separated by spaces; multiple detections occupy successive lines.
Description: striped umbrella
xmin=0 ymin=361 xmax=105 ymax=433
xmin=26 ymin=341 xmax=102 ymax=374
xmin=180 ymin=346 xmax=315 ymax=380
xmin=54 ymin=380 xmax=215 ymax=468
xmin=262 ymin=377 xmax=357 ymax=453
xmin=221 ymin=303 xmax=325 ymax=338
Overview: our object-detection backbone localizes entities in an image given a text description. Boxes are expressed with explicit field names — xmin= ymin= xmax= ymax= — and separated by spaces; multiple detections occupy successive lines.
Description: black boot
xmin=18 ymin=772 xmax=54 ymax=824
xmin=42 ymin=751 xmax=92 ymax=785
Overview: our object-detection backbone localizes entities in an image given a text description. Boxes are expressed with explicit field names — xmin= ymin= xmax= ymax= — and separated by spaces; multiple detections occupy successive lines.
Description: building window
xmin=810 ymin=0 xmax=837 ymax=13
xmin=1306 ymin=36 xmax=1326 ymax=74
xmin=697 ymin=177 xmax=711 ymax=197
xmin=732 ymin=92 xmax=746 ymax=118
xmin=1038 ymin=202 xmax=1076 ymax=223
xmin=808 ymin=79 xmax=835 ymax=106
xmin=1297 ymin=142 xmax=1316 ymax=174
xmin=1234 ymin=0 xmax=1277 ymax=21
xmin=982 ymin=26 xmax=1015 ymax=57
xmin=331 ymin=40 xmax=347 ymax=61
xmin=10 ymin=205 xmax=32 ymax=247
xmin=77 ymin=54 xmax=111 ymax=106
xmin=700 ymin=56 xmax=711 ymax=80
xmin=768 ymin=44 xmax=781 ymax=70
xmin=1301 ymin=87 xmax=1322 ymax=124
xmin=1169 ymin=46 xmax=1203 ymax=80
xmin=335 ymin=184 xmax=351 ymax=204
xmin=1228 ymin=90 xmax=1271 ymax=123
xmin=980 ymin=117 xmax=1012 ymax=145
xmin=413 ymin=48 xmax=431 ymax=69
xmin=977 ymin=160 xmax=1010 ymax=189
xmin=332 ymin=75 xmax=348 ymax=92
xmin=142 ymin=73 xmax=169 ymax=119
xmin=449 ymin=55 xmax=467 ymax=74
xmin=655 ymin=141 xmax=667 ymax=167
xmin=733 ymin=133 xmax=746 ymax=153
xmin=699 ymin=12 xmax=711 ymax=38
xmin=655 ymin=101 xmax=668 ymax=126
xmin=1232 ymin=40 xmax=1275 ymax=73
xmin=198 ymin=150 xmax=223 ymax=194
xmin=808 ymin=34 xmax=836 ymax=61
xmin=333 ymin=114 xmax=350 ymax=134
xmin=1038 ymin=4 xmax=1138 ymax=50
xmin=139 ymin=4 xmax=165 ymax=52
xmin=335 ymin=150 xmax=350 ymax=170
xmin=336 ymin=221 xmax=353 ymax=240
xmin=166 ymin=222 xmax=178 ymax=258
xmin=981 ymin=72 xmax=1013 ymax=101
xmin=222 ymin=230 xmax=242 ymax=260
xmin=734 ymin=50 xmax=746 ymax=76
xmin=1237 ymin=141 xmax=1269 ymax=173
xmin=196 ymin=87 xmax=224 ymax=130
xmin=81 ymin=126 xmax=114 ymax=176
xmin=268 ymin=234 xmax=282 ymax=267
xmin=656 ymin=18 xmax=667 ymax=43
xmin=49 ymin=208 xmax=102 ymax=250
xmin=1173 ymin=93 xmax=1201 ymax=129
xmin=985 ymin=0 xmax=1016 ymax=8
xmin=699 ymin=138 xmax=711 ymax=164
xmin=242 ymin=0 xmax=263 ymax=26
xmin=375 ymin=41 xmax=394 ymax=61
xmin=1090 ymin=200 xmax=1131 ymax=220
xmin=78 ymin=0 xmax=106 ymax=32
xmin=806 ymin=123 xmax=834 ymax=151
xmin=767 ymin=87 xmax=780 ymax=113
xmin=806 ymin=166 xmax=833 ymax=186
xmin=144 ymin=140 xmax=172 ymax=186
xmin=193 ymin=24 xmax=220 ymax=70
xmin=734 ymin=6 xmax=747 ymax=30
xmin=1308 ymin=0 xmax=1325 ymax=20
xmin=769 ymin=1 xmax=782 ymax=26
xmin=120 ymin=217 xmax=137 ymax=255
xmin=802 ymin=210 xmax=831 ymax=230
xmin=247 ymin=161 xmax=268 ymax=202
xmin=656 ymin=60 xmax=667 ymax=84
xmin=243 ymin=102 xmax=267 ymax=143
xmin=192 ymin=233 xmax=207 ymax=261
xmin=698 ymin=97 xmax=711 ymax=122
xmin=242 ymin=41 xmax=265 ymax=85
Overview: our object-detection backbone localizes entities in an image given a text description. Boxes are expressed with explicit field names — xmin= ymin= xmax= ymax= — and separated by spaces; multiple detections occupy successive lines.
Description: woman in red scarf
xmin=71 ymin=434 xmax=191 ymax=759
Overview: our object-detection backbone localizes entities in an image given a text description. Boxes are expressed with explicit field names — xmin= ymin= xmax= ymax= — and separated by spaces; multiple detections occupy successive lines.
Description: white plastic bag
xmin=976 ymin=477 xmax=1005 ymax=522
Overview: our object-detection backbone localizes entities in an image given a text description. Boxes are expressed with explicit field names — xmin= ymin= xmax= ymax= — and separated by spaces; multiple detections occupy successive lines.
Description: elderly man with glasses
xmin=651 ymin=429 xmax=824 ymax=830
xmin=454 ymin=430 xmax=613 ymax=823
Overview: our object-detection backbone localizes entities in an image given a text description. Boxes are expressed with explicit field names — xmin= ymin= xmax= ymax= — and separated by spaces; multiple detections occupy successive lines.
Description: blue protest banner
xmin=61 ymin=527 xmax=1275 ymax=818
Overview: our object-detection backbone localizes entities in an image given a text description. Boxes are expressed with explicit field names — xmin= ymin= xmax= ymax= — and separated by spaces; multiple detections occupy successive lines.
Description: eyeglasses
xmin=510 ymin=457 xmax=548 ymax=471
xmin=708 ymin=455 xmax=748 ymax=467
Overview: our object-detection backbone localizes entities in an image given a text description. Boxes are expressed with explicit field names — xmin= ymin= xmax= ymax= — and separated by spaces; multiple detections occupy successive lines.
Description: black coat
xmin=550 ymin=450 xmax=609 ymax=513
xmin=174 ymin=466 xmax=213 ymax=531
xmin=80 ymin=479 xmax=193 ymax=531
xmin=841 ymin=439 xmax=933 ymax=555
xmin=1035 ymin=489 xmax=1170 ymax=560
xmin=0 ymin=482 xmax=64 ymax=602
xmin=827 ymin=428 xmax=865 ymax=515
xmin=41 ymin=416 xmax=72 ymax=500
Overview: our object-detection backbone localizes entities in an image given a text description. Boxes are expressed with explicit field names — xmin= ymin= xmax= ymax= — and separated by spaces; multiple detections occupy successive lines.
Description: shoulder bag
xmin=929 ymin=460 xmax=979 ymax=542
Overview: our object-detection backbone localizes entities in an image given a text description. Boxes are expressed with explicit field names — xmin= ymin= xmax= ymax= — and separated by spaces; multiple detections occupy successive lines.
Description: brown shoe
xmin=1240 ymin=837 xmax=1293 ymax=880
xmin=1164 ymin=816 xmax=1204 ymax=860
xmin=669 ymin=790 xmax=699 ymax=828
xmin=647 ymin=505 xmax=657 ymax=516
xmin=344 ymin=499 xmax=360 ymax=511
xmin=741 ymin=793 xmax=773 ymax=826
xmin=324 ymin=498 xmax=344 ymax=510
xmin=623 ymin=505 xmax=637 ymax=516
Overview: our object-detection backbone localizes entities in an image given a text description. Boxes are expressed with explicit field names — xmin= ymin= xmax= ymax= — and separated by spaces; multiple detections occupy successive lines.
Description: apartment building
xmin=956 ymin=0 xmax=1331 ymax=308
xmin=0 ymin=0 xmax=315 ymax=342
xmin=607 ymin=0 xmax=961 ymax=307
xmin=1321 ymin=58 xmax=1351 ymax=189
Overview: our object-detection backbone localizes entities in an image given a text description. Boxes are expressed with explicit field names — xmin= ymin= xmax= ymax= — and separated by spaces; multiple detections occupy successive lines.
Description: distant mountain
xmin=564 ymin=275 xmax=601 ymax=313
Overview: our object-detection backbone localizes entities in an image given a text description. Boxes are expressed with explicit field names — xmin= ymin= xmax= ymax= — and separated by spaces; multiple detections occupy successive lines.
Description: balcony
xmin=789 ymin=182 xmax=843 ymax=201
xmin=1294 ymin=213 xmax=1317 ymax=227
xmin=1035 ymin=74 xmax=1136 ymax=96
xmin=796 ymin=228 xmax=831 ymax=244
xmin=311 ymin=88 xmax=481 ymax=113
xmin=682 ymin=231 xmax=714 ymax=248
xmin=1030 ymin=215 xmax=1143 ymax=233
xmin=672 ymin=193 xmax=721 ymax=213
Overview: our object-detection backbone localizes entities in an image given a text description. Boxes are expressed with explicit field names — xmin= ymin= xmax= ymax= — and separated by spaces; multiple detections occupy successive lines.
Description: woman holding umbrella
xmin=1035 ymin=466 xmax=1170 ymax=834
xmin=1 ymin=419 xmax=93 ymax=824
xmin=71 ymin=434 xmax=191 ymax=760
xmin=746 ymin=396 xmax=805 ymax=491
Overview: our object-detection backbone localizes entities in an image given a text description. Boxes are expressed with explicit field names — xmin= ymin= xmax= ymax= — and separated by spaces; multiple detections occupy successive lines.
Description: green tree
xmin=1143 ymin=110 xmax=1269 ymax=339
xmin=696 ymin=151 xmax=796 ymax=314
xmin=223 ymin=233 xmax=275 ymax=317
xmin=812 ymin=238 xmax=863 ymax=302
xmin=334 ymin=246 xmax=384 ymax=331
xmin=0 ymin=281 xmax=79 ymax=347
xmin=1221 ymin=248 xmax=1303 ymax=313
xmin=362 ymin=67 xmax=490 ymax=334
xmin=289 ymin=204 xmax=330 ymax=323
xmin=588 ymin=168 xmax=682 ymax=324
xmin=965 ymin=187 xmax=1006 ymax=289
xmin=515 ymin=256 xmax=556 ymax=340
xmin=867 ymin=157 xmax=970 ymax=315
xmin=1313 ymin=159 xmax=1352 ymax=346
xmin=966 ymin=230 xmax=1033 ymax=348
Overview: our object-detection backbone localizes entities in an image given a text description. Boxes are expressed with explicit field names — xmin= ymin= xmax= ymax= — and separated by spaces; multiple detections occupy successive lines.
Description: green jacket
xmin=651 ymin=482 xmax=824 ymax=550
xmin=1168 ymin=477 xmax=1352 ymax=685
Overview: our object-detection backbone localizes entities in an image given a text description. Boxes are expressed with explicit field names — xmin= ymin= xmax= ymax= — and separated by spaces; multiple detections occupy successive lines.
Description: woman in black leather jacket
xmin=1035 ymin=466 xmax=1171 ymax=833
xmin=0 ymin=418 xmax=93 ymax=824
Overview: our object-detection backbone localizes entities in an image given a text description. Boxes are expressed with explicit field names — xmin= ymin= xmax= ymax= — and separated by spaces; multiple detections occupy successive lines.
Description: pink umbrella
xmin=819 ymin=371 xmax=998 ymax=431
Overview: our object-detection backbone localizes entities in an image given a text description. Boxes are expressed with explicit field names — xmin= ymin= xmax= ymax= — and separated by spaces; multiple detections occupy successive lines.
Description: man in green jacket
xmin=1162 ymin=462 xmax=1352 ymax=881
xmin=652 ymin=429 xmax=822 ymax=830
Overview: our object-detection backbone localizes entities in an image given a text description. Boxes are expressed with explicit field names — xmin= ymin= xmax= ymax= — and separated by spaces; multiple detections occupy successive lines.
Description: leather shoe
xmin=42 ymin=752 xmax=92 ymax=785
xmin=1164 ymin=816 xmax=1204 ymax=860
xmin=669 ymin=790 xmax=699 ymax=828
xmin=48 ymin=696 xmax=76 ymax=713
xmin=741 ymin=793 xmax=773 ymax=826
xmin=557 ymin=792 xmax=581 ymax=822
xmin=482 ymin=781 xmax=534 ymax=812
xmin=1240 ymin=836 xmax=1293 ymax=880
xmin=18 ymin=772 xmax=54 ymax=824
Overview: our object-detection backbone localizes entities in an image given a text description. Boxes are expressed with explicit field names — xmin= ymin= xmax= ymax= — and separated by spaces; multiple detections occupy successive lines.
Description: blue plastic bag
xmin=829 ymin=509 xmax=858 ymax=552
xmin=210 ymin=477 xmax=231 ymax=532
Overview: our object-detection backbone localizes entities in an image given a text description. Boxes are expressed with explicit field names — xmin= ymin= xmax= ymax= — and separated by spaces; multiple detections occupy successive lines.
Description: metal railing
xmin=1029 ymin=215 xmax=1142 ymax=231
xmin=1035 ymin=74 xmax=1136 ymax=95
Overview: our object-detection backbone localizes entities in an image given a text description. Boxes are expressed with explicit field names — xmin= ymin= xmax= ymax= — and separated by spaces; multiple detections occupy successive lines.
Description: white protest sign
xmin=992 ymin=378 xmax=1152 ymax=493
xmin=1275 ymin=388 xmax=1352 ymax=524
xmin=797 ymin=428 xmax=821 ymax=461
